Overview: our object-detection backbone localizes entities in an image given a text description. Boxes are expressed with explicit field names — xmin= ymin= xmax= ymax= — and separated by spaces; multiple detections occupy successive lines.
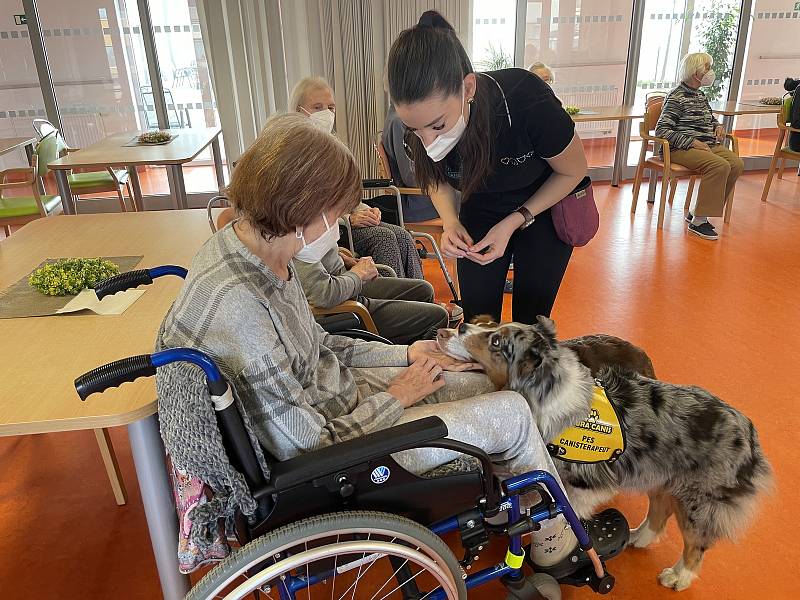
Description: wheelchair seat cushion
xmin=421 ymin=455 xmax=482 ymax=478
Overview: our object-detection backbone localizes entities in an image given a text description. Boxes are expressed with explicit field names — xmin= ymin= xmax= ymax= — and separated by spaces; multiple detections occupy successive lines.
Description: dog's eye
xmin=491 ymin=337 xmax=501 ymax=348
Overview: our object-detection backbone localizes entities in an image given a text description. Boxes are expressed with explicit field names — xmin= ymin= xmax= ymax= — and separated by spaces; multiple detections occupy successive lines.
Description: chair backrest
xmin=643 ymin=96 xmax=665 ymax=134
xmin=206 ymin=195 xmax=232 ymax=233
xmin=34 ymin=131 xmax=60 ymax=177
xmin=32 ymin=118 xmax=57 ymax=140
xmin=781 ymin=95 xmax=793 ymax=127
xmin=374 ymin=135 xmax=392 ymax=180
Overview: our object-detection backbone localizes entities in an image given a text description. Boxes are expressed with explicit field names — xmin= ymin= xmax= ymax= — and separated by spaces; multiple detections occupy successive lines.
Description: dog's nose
xmin=458 ymin=323 xmax=468 ymax=334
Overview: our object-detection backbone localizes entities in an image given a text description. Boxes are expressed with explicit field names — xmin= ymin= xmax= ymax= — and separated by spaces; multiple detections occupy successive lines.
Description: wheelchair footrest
xmin=556 ymin=565 xmax=615 ymax=595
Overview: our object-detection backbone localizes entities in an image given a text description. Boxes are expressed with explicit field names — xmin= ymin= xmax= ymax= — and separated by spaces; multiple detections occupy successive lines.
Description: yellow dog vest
xmin=547 ymin=384 xmax=626 ymax=464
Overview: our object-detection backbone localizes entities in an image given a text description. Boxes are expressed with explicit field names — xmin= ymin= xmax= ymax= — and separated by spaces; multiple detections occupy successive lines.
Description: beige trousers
xmin=670 ymin=144 xmax=744 ymax=218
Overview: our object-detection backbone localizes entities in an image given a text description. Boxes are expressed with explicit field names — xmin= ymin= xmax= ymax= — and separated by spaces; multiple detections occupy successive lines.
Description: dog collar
xmin=547 ymin=383 xmax=627 ymax=464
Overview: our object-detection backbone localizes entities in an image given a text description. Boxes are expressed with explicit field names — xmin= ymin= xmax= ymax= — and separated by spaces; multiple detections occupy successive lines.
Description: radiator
xmin=557 ymin=87 xmax=621 ymax=137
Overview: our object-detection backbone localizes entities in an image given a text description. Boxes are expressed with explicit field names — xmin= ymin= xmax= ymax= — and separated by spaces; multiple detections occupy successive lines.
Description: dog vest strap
xmin=547 ymin=385 xmax=626 ymax=464
xmin=504 ymin=549 xmax=525 ymax=569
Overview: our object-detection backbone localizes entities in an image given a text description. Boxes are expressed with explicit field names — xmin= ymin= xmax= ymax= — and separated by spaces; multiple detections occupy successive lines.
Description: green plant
xmin=476 ymin=42 xmax=512 ymax=72
xmin=699 ymin=4 xmax=740 ymax=101
xmin=565 ymin=105 xmax=580 ymax=115
xmin=29 ymin=258 xmax=120 ymax=296
xmin=138 ymin=130 xmax=171 ymax=144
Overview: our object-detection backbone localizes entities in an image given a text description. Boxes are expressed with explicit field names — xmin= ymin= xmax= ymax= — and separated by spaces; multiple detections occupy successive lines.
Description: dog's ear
xmin=536 ymin=315 xmax=557 ymax=342
xmin=511 ymin=346 xmax=543 ymax=382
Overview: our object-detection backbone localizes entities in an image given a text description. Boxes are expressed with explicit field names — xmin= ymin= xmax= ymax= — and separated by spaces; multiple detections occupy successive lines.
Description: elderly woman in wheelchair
xmin=78 ymin=113 xmax=626 ymax=599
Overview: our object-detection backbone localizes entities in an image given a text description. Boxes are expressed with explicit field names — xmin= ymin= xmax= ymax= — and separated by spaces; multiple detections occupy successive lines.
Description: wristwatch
xmin=516 ymin=206 xmax=535 ymax=229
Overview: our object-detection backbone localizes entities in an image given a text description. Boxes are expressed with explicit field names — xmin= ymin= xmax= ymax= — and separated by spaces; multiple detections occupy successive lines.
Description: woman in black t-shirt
xmin=387 ymin=12 xmax=588 ymax=323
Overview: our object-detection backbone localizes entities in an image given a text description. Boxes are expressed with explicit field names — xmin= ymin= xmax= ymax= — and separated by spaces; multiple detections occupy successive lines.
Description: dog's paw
xmin=658 ymin=567 xmax=695 ymax=591
xmin=629 ymin=524 xmax=660 ymax=548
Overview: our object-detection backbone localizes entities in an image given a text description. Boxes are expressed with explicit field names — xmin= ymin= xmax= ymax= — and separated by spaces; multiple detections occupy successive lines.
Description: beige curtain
xmin=197 ymin=0 xmax=471 ymax=172
xmin=196 ymin=0 xmax=290 ymax=163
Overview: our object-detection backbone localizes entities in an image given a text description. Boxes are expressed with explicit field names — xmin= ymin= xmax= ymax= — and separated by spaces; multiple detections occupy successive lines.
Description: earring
xmin=467 ymin=97 xmax=474 ymax=104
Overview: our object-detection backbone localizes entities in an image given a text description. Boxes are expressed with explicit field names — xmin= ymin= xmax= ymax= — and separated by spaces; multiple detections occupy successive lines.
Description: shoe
xmin=525 ymin=508 xmax=629 ymax=581
xmin=685 ymin=211 xmax=693 ymax=223
xmin=688 ymin=221 xmax=718 ymax=240
xmin=437 ymin=302 xmax=463 ymax=327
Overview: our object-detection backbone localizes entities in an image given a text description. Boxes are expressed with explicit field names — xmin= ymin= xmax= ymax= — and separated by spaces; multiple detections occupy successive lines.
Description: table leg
xmin=211 ymin=136 xmax=225 ymax=191
xmin=94 ymin=427 xmax=128 ymax=506
xmin=170 ymin=164 xmax=188 ymax=210
xmin=647 ymin=169 xmax=657 ymax=203
xmin=611 ymin=120 xmax=630 ymax=187
xmin=127 ymin=166 xmax=144 ymax=211
xmin=54 ymin=169 xmax=75 ymax=215
xmin=129 ymin=415 xmax=190 ymax=599
xmin=24 ymin=142 xmax=46 ymax=196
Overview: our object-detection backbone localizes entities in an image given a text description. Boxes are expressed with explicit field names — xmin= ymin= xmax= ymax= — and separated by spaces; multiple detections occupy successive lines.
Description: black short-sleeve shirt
xmin=445 ymin=68 xmax=575 ymax=219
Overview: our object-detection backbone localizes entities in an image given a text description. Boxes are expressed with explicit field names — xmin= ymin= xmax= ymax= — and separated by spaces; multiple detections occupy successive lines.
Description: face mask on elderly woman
xmin=295 ymin=213 xmax=340 ymax=263
xmin=301 ymin=107 xmax=336 ymax=134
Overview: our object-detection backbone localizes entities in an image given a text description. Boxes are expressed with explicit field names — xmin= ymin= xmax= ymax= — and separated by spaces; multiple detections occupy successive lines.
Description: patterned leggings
xmin=352 ymin=223 xmax=423 ymax=279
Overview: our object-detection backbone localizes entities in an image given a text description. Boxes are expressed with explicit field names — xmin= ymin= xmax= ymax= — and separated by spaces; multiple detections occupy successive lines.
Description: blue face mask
xmin=295 ymin=213 xmax=340 ymax=263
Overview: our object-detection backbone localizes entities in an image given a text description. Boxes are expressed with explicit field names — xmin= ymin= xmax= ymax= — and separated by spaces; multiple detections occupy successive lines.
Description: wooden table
xmin=0 ymin=136 xmax=37 ymax=160
xmin=571 ymin=106 xmax=645 ymax=186
xmin=710 ymin=101 xmax=781 ymax=132
xmin=48 ymin=127 xmax=224 ymax=214
xmin=0 ymin=211 xmax=212 ymax=599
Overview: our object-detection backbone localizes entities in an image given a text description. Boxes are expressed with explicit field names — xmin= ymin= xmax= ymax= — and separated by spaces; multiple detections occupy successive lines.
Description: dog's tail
xmin=706 ymin=419 xmax=773 ymax=542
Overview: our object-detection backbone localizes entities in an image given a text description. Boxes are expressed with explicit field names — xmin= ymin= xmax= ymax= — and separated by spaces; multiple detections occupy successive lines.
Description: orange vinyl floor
xmin=1 ymin=171 xmax=799 ymax=599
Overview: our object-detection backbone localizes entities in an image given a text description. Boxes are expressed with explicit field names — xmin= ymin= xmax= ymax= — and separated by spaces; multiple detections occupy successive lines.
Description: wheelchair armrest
xmin=362 ymin=178 xmax=393 ymax=188
xmin=261 ymin=416 xmax=449 ymax=494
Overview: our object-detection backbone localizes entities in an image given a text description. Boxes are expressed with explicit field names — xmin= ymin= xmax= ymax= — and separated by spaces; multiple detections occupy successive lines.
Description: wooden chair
xmin=0 ymin=132 xmax=63 ymax=236
xmin=761 ymin=95 xmax=800 ymax=202
xmin=207 ymin=199 xmax=382 ymax=334
xmin=631 ymin=96 xmax=698 ymax=229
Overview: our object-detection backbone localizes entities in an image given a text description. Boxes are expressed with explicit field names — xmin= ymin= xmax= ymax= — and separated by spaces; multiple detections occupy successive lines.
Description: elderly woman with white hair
xmin=655 ymin=52 xmax=744 ymax=241
xmin=529 ymin=61 xmax=555 ymax=86
xmin=290 ymin=76 xmax=425 ymax=279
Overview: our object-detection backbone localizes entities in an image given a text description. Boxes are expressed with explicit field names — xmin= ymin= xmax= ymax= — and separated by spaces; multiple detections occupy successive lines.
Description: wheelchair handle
xmin=75 ymin=348 xmax=226 ymax=400
xmin=93 ymin=265 xmax=188 ymax=300
xmin=362 ymin=178 xmax=393 ymax=189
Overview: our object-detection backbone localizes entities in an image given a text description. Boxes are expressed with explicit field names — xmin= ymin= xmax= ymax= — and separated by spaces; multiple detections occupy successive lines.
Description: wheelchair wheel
xmin=187 ymin=510 xmax=467 ymax=600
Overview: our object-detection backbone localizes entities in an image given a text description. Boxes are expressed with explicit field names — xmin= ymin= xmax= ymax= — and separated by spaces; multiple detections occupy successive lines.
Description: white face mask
xmin=421 ymin=87 xmax=469 ymax=162
xmin=295 ymin=213 xmax=340 ymax=263
xmin=699 ymin=69 xmax=716 ymax=87
xmin=302 ymin=107 xmax=336 ymax=134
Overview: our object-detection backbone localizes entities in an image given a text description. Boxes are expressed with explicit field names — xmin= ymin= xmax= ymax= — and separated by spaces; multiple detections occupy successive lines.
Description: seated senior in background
xmin=291 ymin=76 xmax=425 ymax=278
xmin=655 ymin=52 xmax=744 ymax=241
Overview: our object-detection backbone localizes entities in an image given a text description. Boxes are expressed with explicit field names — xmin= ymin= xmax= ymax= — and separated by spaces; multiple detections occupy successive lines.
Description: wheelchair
xmin=82 ymin=271 xmax=621 ymax=599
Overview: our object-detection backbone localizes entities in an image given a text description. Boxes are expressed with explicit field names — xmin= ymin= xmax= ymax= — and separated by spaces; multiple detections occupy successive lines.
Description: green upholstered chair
xmin=761 ymin=96 xmax=800 ymax=202
xmin=33 ymin=119 xmax=136 ymax=212
xmin=0 ymin=132 xmax=63 ymax=235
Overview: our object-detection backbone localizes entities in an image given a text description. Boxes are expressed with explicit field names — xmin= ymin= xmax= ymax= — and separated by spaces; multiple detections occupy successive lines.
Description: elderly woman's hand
xmin=408 ymin=340 xmax=482 ymax=372
xmin=350 ymin=209 xmax=381 ymax=228
xmin=387 ymin=358 xmax=445 ymax=407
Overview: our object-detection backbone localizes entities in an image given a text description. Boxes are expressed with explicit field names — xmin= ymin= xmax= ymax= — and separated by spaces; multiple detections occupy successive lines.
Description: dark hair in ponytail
xmin=387 ymin=11 xmax=493 ymax=203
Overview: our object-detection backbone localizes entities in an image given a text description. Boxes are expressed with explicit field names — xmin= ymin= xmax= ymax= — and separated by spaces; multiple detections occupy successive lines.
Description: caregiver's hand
xmin=408 ymin=340 xmax=481 ymax=372
xmin=387 ymin=358 xmax=445 ymax=407
xmin=467 ymin=219 xmax=514 ymax=265
xmin=350 ymin=209 xmax=381 ymax=228
xmin=441 ymin=221 xmax=474 ymax=259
